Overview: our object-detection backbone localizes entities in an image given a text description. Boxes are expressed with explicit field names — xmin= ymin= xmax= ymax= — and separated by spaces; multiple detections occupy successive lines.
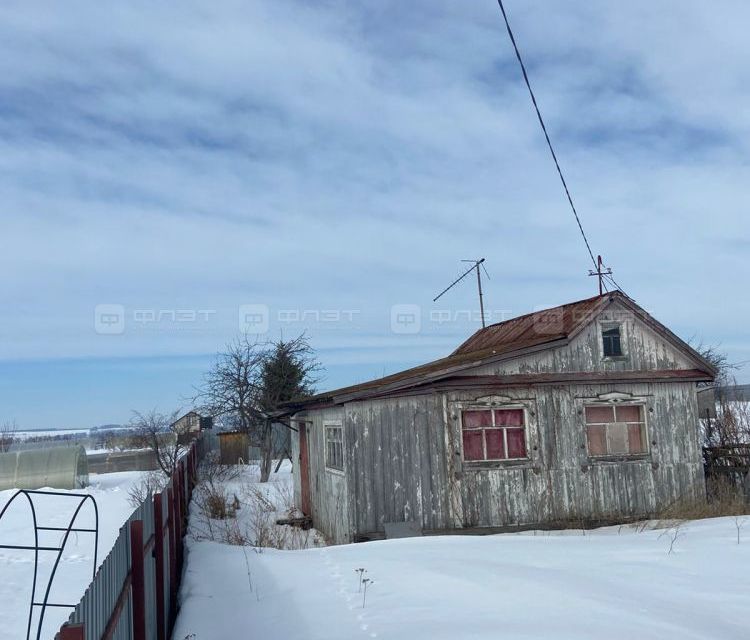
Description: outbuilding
xmin=0 ymin=445 xmax=88 ymax=491
xmin=282 ymin=292 xmax=716 ymax=543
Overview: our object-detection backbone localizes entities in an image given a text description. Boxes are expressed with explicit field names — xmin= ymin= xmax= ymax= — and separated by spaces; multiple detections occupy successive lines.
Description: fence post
xmin=182 ymin=460 xmax=188 ymax=517
xmin=192 ymin=443 xmax=197 ymax=480
xmin=129 ymin=519 xmax=146 ymax=640
xmin=177 ymin=464 xmax=185 ymax=569
xmin=191 ymin=445 xmax=197 ymax=491
xmin=153 ymin=494 xmax=166 ymax=640
xmin=190 ymin=443 xmax=198 ymax=489
xmin=59 ymin=623 xmax=85 ymax=640
xmin=174 ymin=467 xmax=182 ymax=572
xmin=167 ymin=486 xmax=177 ymax=623
xmin=189 ymin=447 xmax=193 ymax=490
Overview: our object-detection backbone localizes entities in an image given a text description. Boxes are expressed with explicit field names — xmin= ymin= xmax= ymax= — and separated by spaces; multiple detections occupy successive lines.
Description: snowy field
xmin=174 ymin=466 xmax=750 ymax=640
xmin=0 ymin=471 xmax=146 ymax=639
xmin=14 ymin=428 xmax=89 ymax=441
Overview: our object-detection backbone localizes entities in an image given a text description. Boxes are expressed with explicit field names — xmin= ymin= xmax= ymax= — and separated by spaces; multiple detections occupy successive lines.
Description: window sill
xmin=325 ymin=466 xmax=345 ymax=476
xmin=601 ymin=355 xmax=629 ymax=362
xmin=587 ymin=455 xmax=650 ymax=464
xmin=463 ymin=459 xmax=532 ymax=471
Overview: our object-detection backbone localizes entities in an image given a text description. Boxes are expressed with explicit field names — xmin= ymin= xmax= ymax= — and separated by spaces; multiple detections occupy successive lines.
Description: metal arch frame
xmin=0 ymin=489 xmax=99 ymax=640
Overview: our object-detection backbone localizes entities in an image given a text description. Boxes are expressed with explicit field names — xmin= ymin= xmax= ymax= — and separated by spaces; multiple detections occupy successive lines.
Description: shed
xmin=217 ymin=431 xmax=249 ymax=465
xmin=0 ymin=445 xmax=89 ymax=491
xmin=697 ymin=387 xmax=717 ymax=419
xmin=282 ymin=292 xmax=716 ymax=544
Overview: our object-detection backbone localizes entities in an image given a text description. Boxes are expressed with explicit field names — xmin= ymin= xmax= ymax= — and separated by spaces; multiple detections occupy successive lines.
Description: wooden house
xmin=171 ymin=411 xmax=203 ymax=434
xmin=171 ymin=411 xmax=213 ymax=446
xmin=282 ymin=292 xmax=716 ymax=543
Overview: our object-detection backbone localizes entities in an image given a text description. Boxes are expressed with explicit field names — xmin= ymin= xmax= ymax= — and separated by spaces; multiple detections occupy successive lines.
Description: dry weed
xmin=651 ymin=478 xmax=749 ymax=530
xmin=127 ymin=470 xmax=168 ymax=508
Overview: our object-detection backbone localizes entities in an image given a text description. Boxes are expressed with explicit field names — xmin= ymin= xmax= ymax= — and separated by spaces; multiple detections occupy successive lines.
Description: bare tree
xmin=692 ymin=343 xmax=750 ymax=504
xmin=692 ymin=342 xmax=748 ymax=447
xmin=195 ymin=337 xmax=268 ymax=478
xmin=196 ymin=336 xmax=267 ymax=433
xmin=714 ymin=396 xmax=750 ymax=445
xmin=196 ymin=334 xmax=319 ymax=482
xmin=0 ymin=420 xmax=17 ymax=453
xmin=693 ymin=342 xmax=737 ymax=389
xmin=131 ymin=409 xmax=186 ymax=477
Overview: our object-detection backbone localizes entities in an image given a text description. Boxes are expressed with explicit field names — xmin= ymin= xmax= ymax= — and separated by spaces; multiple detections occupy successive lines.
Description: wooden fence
xmin=704 ymin=444 xmax=750 ymax=499
xmin=56 ymin=436 xmax=206 ymax=640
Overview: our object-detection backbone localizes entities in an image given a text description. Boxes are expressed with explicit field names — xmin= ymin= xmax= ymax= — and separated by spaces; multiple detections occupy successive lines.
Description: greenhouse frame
xmin=0 ymin=445 xmax=89 ymax=491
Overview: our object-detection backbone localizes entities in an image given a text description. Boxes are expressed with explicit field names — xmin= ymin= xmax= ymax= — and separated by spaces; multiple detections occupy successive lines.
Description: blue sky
xmin=1 ymin=1 xmax=748 ymax=428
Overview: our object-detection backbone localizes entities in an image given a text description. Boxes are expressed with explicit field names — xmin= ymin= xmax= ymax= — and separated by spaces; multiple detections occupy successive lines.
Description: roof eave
xmin=276 ymin=337 xmax=571 ymax=411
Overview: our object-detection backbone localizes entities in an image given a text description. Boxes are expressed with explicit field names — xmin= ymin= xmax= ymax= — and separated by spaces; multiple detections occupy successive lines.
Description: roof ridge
xmin=451 ymin=292 xmax=616 ymax=356
xmin=480 ymin=292 xmax=615 ymax=331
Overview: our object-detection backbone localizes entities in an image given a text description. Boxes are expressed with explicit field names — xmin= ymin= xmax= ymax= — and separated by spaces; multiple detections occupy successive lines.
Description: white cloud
xmin=0 ymin=0 xmax=746 ymax=382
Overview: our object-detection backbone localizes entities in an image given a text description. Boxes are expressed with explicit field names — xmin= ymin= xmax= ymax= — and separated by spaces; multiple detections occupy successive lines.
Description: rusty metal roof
xmin=452 ymin=293 xmax=605 ymax=356
xmin=281 ymin=346 xmax=505 ymax=410
xmin=279 ymin=291 xmax=715 ymax=412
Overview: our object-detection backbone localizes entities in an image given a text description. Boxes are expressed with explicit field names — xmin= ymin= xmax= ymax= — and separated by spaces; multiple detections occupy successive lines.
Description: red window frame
xmin=584 ymin=404 xmax=648 ymax=457
xmin=461 ymin=408 xmax=528 ymax=462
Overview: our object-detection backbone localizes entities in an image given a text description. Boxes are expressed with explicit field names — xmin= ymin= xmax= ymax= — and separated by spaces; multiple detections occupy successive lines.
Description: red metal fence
xmin=56 ymin=437 xmax=205 ymax=640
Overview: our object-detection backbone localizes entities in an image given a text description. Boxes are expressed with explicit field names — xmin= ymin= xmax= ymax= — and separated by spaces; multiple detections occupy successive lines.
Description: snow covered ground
xmin=0 ymin=471 xmax=146 ymax=639
xmin=188 ymin=460 xmax=323 ymax=550
xmin=173 ymin=465 xmax=750 ymax=640
xmin=13 ymin=428 xmax=90 ymax=440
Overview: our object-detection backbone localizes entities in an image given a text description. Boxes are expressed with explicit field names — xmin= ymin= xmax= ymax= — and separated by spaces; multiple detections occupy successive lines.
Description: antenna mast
xmin=588 ymin=255 xmax=612 ymax=296
xmin=433 ymin=258 xmax=488 ymax=328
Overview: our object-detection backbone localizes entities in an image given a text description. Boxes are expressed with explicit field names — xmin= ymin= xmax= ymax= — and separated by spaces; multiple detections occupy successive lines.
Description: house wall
xmin=345 ymin=394 xmax=452 ymax=535
xmin=446 ymin=381 xmax=704 ymax=529
xmin=294 ymin=306 xmax=706 ymax=540
xmin=337 ymin=380 xmax=703 ymax=537
xmin=291 ymin=406 xmax=352 ymax=543
xmin=174 ymin=413 xmax=201 ymax=433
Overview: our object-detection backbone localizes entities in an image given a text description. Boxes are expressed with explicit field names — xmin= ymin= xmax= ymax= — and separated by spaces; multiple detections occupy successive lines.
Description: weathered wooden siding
xmin=290 ymin=406 xmax=352 ymax=543
xmin=445 ymin=381 xmax=704 ymax=529
xmin=291 ymin=427 xmax=301 ymax=508
xmin=467 ymin=302 xmax=696 ymax=376
xmin=345 ymin=394 xmax=451 ymax=534
xmin=332 ymin=380 xmax=703 ymax=537
xmin=294 ymin=305 xmax=706 ymax=541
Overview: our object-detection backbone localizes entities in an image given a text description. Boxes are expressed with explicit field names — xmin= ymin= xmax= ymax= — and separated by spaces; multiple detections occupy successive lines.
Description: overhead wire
xmin=494 ymin=0 xmax=630 ymax=298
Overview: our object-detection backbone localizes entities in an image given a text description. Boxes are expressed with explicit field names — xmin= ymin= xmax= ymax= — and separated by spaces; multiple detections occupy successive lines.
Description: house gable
xmin=463 ymin=298 xmax=705 ymax=377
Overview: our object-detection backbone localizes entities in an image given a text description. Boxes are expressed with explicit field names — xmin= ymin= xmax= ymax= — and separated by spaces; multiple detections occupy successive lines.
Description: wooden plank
xmin=167 ymin=487 xmax=177 ymax=625
xmin=153 ymin=494 xmax=166 ymax=640
xmin=129 ymin=520 xmax=146 ymax=640
xmin=59 ymin=624 xmax=85 ymax=640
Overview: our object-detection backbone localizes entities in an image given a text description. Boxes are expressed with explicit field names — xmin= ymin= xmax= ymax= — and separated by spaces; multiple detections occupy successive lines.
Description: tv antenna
xmin=588 ymin=255 xmax=613 ymax=296
xmin=433 ymin=258 xmax=489 ymax=328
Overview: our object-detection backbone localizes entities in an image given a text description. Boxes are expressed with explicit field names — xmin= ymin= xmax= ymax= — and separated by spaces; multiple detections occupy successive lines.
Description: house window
xmin=585 ymin=405 xmax=647 ymax=457
xmin=325 ymin=424 xmax=344 ymax=471
xmin=461 ymin=408 xmax=527 ymax=461
xmin=602 ymin=326 xmax=623 ymax=357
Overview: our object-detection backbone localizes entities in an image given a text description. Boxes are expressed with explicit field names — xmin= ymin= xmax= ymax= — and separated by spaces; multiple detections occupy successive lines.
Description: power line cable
xmin=494 ymin=0 xmax=598 ymax=272
xmin=603 ymin=272 xmax=630 ymax=298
